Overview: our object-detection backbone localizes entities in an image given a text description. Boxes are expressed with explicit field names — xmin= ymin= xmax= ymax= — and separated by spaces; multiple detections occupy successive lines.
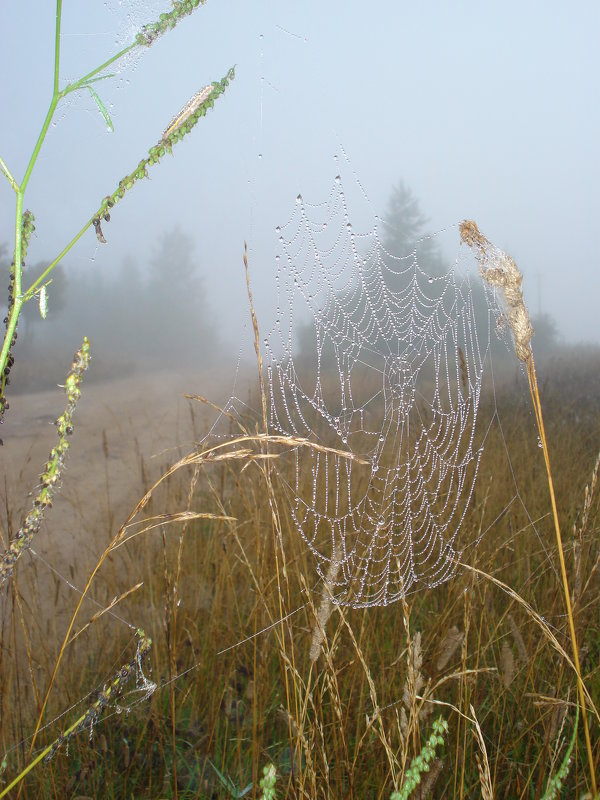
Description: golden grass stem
xmin=525 ymin=355 xmax=597 ymax=797
xmin=243 ymin=242 xmax=298 ymax=786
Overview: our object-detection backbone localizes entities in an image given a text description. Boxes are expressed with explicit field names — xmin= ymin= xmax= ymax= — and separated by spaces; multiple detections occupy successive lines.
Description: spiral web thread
xmin=265 ymin=176 xmax=494 ymax=608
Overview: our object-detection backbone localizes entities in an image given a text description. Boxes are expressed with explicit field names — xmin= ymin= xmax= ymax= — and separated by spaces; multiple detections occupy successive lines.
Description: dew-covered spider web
xmin=265 ymin=175 xmax=497 ymax=608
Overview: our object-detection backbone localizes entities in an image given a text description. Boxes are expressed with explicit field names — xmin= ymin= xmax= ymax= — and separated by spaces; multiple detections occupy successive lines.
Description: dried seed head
xmin=460 ymin=220 xmax=534 ymax=361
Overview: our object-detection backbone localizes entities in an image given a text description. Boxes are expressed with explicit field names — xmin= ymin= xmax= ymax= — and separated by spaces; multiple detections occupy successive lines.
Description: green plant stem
xmin=19 ymin=1 xmax=62 ymax=196
xmin=0 ymin=630 xmax=152 ymax=799
xmin=1 ymin=1 xmax=63 ymax=380
xmin=0 ymin=0 xmax=137 ymax=385
xmin=20 ymin=2 xmax=135 ymax=196
xmin=65 ymin=44 xmax=136 ymax=94
xmin=23 ymin=217 xmax=94 ymax=300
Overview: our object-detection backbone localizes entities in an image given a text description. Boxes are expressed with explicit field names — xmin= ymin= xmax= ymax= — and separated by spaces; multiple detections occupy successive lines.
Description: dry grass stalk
xmin=507 ymin=613 xmax=529 ymax=665
xmin=402 ymin=631 xmax=425 ymax=715
xmin=309 ymin=545 xmax=341 ymax=663
xmin=547 ymin=698 xmax=569 ymax=749
xmin=573 ymin=450 xmax=600 ymax=608
xmin=398 ymin=594 xmax=434 ymax=770
xmin=436 ymin=625 xmax=463 ymax=672
xmin=334 ymin=601 xmax=399 ymax=782
xmin=67 ymin=581 xmax=144 ymax=643
xmin=277 ymin=639 xmax=322 ymax=796
xmin=459 ymin=220 xmax=533 ymax=361
xmin=470 ymin=704 xmax=494 ymax=800
xmin=461 ymin=562 xmax=599 ymax=720
xmin=458 ymin=346 xmax=468 ymax=396
xmin=500 ymin=640 xmax=515 ymax=689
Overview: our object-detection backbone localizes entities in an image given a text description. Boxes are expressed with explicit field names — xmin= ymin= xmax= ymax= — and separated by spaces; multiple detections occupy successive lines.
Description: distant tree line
xmin=0 ymin=228 xmax=221 ymax=391
xmin=293 ymin=179 xmax=560 ymax=372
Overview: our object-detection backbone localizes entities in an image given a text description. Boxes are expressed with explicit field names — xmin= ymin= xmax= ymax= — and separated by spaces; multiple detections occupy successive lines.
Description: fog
xmin=1 ymin=1 xmax=599 ymax=396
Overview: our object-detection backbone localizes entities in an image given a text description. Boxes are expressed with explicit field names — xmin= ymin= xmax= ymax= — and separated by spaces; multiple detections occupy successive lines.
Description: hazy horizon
xmin=1 ymin=0 xmax=599 ymax=379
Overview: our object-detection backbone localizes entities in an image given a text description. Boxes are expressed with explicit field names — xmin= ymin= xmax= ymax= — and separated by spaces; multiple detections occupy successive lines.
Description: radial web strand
xmin=265 ymin=176 xmax=494 ymax=608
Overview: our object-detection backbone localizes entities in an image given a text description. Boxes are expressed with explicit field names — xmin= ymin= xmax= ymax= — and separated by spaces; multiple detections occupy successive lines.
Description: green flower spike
xmin=390 ymin=716 xmax=449 ymax=800
xmin=0 ymin=337 xmax=91 ymax=586
xmin=92 ymin=66 xmax=235 ymax=243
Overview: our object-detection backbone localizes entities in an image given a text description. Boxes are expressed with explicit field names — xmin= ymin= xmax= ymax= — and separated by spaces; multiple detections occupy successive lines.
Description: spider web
xmin=265 ymin=176 xmax=495 ymax=608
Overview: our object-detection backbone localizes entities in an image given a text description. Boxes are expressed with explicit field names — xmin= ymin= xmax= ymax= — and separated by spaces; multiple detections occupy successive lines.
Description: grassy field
xmin=0 ymin=348 xmax=598 ymax=799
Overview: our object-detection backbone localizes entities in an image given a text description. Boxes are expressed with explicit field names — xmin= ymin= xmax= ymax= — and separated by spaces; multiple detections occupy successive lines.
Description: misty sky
xmin=1 ymin=1 xmax=599 ymax=357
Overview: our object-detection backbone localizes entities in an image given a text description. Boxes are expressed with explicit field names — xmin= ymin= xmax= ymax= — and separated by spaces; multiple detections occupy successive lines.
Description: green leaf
xmin=208 ymin=759 xmax=253 ymax=798
xmin=85 ymin=86 xmax=114 ymax=133
xmin=79 ymin=72 xmax=116 ymax=86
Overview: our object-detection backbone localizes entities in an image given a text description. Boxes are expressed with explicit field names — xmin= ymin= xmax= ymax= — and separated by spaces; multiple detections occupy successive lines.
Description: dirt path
xmin=0 ymin=366 xmax=252 ymax=585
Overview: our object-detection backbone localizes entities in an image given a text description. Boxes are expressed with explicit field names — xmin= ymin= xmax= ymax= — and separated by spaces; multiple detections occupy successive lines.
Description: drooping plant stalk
xmin=460 ymin=220 xmax=597 ymax=798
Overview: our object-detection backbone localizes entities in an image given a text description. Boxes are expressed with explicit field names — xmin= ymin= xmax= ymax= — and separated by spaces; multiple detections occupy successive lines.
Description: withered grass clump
xmin=1 ymin=358 xmax=598 ymax=798
xmin=1 ymin=250 xmax=599 ymax=797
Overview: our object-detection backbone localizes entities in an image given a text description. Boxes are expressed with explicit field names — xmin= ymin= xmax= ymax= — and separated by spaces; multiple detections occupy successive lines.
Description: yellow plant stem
xmin=525 ymin=355 xmax=597 ymax=796
xmin=0 ymin=713 xmax=85 ymax=799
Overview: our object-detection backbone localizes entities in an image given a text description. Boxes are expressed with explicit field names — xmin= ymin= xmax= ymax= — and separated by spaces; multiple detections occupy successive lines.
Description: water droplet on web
xmin=335 ymin=175 xmax=341 ymax=184
xmin=258 ymin=153 xmax=262 ymax=159
xmin=537 ymin=437 xmax=543 ymax=448
xmin=428 ymin=277 xmax=434 ymax=284
xmin=275 ymin=255 xmax=280 ymax=262
xmin=296 ymin=194 xmax=302 ymax=204
xmin=346 ymin=222 xmax=352 ymax=230
xmin=322 ymin=222 xmax=327 ymax=230
xmin=275 ymin=226 xmax=280 ymax=233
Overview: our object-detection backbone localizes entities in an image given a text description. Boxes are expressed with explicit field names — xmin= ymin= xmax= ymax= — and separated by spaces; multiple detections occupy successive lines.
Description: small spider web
xmin=265 ymin=175 xmax=495 ymax=607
